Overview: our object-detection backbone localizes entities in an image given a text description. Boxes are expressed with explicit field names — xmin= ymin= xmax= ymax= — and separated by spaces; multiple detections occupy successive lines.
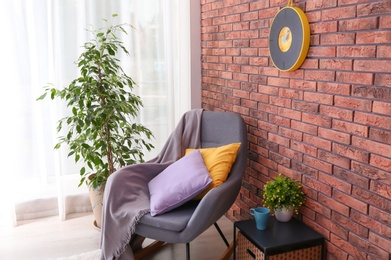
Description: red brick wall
xmin=200 ymin=0 xmax=391 ymax=259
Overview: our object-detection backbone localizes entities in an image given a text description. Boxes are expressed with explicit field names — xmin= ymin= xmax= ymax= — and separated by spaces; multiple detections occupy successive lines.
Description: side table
xmin=234 ymin=217 xmax=325 ymax=259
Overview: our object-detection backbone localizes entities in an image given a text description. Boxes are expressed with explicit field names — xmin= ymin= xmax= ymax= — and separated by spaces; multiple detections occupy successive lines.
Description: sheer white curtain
xmin=0 ymin=0 xmax=196 ymax=227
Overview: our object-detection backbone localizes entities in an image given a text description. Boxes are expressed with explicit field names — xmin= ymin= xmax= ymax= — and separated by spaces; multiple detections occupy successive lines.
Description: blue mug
xmin=250 ymin=207 xmax=270 ymax=230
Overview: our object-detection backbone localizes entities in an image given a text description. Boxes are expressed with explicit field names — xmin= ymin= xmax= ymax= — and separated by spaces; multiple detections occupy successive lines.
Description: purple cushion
xmin=148 ymin=150 xmax=212 ymax=216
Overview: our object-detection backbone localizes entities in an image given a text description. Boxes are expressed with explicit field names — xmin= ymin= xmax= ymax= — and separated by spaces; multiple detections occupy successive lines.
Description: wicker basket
xmin=236 ymin=231 xmax=322 ymax=260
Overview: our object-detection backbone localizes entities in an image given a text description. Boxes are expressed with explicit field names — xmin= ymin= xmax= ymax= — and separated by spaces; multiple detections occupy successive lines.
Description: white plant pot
xmin=88 ymin=185 xmax=104 ymax=228
xmin=87 ymin=175 xmax=105 ymax=229
xmin=274 ymin=206 xmax=293 ymax=222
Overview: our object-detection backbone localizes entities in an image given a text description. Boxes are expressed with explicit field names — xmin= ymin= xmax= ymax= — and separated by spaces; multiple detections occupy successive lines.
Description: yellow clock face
xmin=269 ymin=6 xmax=310 ymax=72
xmin=278 ymin=27 xmax=292 ymax=52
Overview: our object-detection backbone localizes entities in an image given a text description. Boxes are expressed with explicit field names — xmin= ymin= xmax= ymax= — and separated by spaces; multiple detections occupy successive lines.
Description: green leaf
xmin=36 ymin=92 xmax=48 ymax=101
xmin=87 ymin=162 xmax=93 ymax=170
xmin=108 ymin=48 xmax=115 ymax=55
xmin=82 ymin=143 xmax=90 ymax=149
xmin=78 ymin=177 xmax=86 ymax=187
xmin=57 ymin=121 xmax=63 ymax=132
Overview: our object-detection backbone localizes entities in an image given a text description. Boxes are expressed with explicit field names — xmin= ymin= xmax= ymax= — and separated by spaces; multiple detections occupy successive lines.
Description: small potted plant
xmin=262 ymin=174 xmax=305 ymax=222
xmin=37 ymin=15 xmax=154 ymax=227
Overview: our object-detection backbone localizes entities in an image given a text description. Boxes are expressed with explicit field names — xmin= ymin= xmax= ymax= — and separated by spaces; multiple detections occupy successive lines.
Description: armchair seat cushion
xmin=139 ymin=201 xmax=198 ymax=232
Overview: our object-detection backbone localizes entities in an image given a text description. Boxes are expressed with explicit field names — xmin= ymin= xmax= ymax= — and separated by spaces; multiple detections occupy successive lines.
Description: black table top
xmin=235 ymin=217 xmax=325 ymax=256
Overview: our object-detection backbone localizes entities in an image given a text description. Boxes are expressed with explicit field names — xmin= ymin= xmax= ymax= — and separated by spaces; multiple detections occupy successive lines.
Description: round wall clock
xmin=269 ymin=5 xmax=310 ymax=72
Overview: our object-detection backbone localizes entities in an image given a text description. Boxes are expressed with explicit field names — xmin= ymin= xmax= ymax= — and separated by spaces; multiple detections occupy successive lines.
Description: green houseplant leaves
xmin=263 ymin=174 xmax=305 ymax=214
xmin=37 ymin=15 xmax=154 ymax=190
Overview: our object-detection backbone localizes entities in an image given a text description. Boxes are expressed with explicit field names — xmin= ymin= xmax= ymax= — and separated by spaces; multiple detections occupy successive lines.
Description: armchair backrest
xmin=179 ymin=111 xmax=248 ymax=236
xmin=200 ymin=110 xmax=248 ymax=184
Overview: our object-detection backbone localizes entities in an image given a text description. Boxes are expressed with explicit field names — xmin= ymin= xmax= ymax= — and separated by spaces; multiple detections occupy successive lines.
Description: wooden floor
xmin=0 ymin=213 xmax=234 ymax=260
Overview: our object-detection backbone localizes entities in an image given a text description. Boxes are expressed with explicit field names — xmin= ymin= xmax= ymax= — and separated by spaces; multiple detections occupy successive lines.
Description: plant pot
xmin=87 ymin=175 xmax=105 ymax=229
xmin=274 ymin=206 xmax=293 ymax=222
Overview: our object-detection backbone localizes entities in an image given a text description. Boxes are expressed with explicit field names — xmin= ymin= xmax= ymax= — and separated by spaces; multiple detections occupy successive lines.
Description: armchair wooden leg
xmin=219 ymin=240 xmax=235 ymax=260
xmin=134 ymin=240 xmax=165 ymax=260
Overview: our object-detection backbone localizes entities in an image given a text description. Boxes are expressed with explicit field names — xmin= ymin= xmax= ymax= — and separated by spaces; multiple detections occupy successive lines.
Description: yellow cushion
xmin=185 ymin=142 xmax=241 ymax=200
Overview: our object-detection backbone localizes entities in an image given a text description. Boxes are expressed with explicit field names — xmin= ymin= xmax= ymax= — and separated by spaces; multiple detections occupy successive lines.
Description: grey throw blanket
xmin=100 ymin=109 xmax=203 ymax=260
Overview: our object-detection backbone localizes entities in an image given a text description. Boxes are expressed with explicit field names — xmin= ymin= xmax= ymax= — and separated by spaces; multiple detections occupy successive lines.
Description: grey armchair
xmin=134 ymin=111 xmax=248 ymax=259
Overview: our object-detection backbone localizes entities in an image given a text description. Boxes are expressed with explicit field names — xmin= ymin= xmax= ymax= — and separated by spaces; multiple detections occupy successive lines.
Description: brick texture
xmin=200 ymin=0 xmax=391 ymax=259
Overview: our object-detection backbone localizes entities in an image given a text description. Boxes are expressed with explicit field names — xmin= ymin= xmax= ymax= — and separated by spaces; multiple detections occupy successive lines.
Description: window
xmin=0 ymin=0 xmax=200 ymax=226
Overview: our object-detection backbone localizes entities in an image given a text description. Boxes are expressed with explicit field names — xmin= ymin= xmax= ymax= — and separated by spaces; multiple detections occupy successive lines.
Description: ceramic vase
xmin=274 ymin=206 xmax=293 ymax=222
xmin=87 ymin=175 xmax=105 ymax=229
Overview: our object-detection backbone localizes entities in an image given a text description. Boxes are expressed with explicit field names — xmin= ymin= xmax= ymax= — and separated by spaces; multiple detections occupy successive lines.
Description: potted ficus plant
xmin=263 ymin=174 xmax=305 ymax=222
xmin=37 ymin=15 xmax=154 ymax=227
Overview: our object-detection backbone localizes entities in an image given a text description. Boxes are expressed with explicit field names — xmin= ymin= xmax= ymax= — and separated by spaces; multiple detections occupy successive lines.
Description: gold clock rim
xmin=269 ymin=6 xmax=310 ymax=72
